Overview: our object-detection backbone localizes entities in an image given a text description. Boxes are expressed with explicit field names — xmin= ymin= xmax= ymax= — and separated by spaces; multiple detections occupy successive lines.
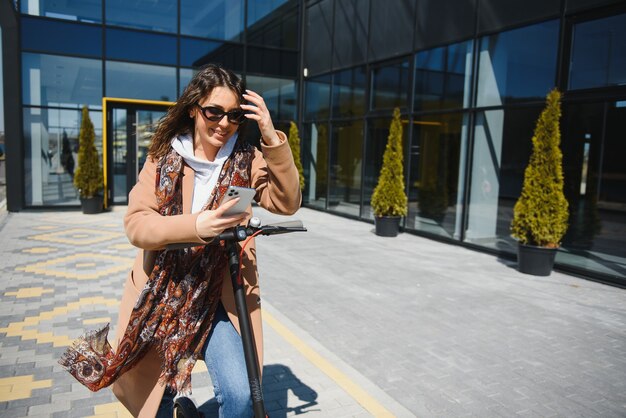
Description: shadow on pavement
xmin=197 ymin=364 xmax=319 ymax=417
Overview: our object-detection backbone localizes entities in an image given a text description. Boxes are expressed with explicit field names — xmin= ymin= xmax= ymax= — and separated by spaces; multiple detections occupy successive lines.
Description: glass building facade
xmin=299 ymin=0 xmax=626 ymax=286
xmin=1 ymin=0 xmax=625 ymax=286
xmin=7 ymin=0 xmax=299 ymax=207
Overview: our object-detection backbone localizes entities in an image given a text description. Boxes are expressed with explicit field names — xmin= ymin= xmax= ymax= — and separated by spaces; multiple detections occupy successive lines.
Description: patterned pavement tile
xmin=0 ymin=211 xmax=130 ymax=416
xmin=1 ymin=209 xmax=411 ymax=418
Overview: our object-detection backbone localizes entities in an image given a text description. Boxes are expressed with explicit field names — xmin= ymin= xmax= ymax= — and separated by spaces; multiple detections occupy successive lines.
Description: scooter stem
xmin=225 ymin=239 xmax=266 ymax=418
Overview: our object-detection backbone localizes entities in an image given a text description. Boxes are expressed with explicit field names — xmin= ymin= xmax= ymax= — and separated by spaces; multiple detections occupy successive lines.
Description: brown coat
xmin=111 ymin=132 xmax=301 ymax=417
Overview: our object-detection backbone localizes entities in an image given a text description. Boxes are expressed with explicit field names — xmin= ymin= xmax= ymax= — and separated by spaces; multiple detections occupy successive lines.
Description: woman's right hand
xmin=195 ymin=198 xmax=248 ymax=239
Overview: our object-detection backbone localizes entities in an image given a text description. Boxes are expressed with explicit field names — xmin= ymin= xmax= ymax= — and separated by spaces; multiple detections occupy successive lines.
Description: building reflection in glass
xmin=407 ymin=113 xmax=466 ymax=239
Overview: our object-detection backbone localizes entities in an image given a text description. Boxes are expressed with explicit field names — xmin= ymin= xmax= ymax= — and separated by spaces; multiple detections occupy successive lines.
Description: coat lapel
xmin=182 ymin=163 xmax=194 ymax=214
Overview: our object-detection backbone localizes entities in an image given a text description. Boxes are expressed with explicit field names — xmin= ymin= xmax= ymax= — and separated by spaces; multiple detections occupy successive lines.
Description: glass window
xmin=106 ymin=29 xmax=176 ymax=66
xmin=333 ymin=0 xmax=369 ymax=68
xmin=106 ymin=61 xmax=176 ymax=102
xmin=601 ymin=102 xmax=626 ymax=207
xmin=332 ymin=66 xmax=366 ymax=118
xmin=368 ymin=0 xmax=415 ymax=62
xmin=23 ymin=107 xmax=102 ymax=206
xmin=248 ymin=3 xmax=298 ymax=49
xmin=560 ymin=102 xmax=604 ymax=252
xmin=106 ymin=0 xmax=176 ymax=33
xmin=407 ymin=113 xmax=468 ymax=239
xmin=415 ymin=1 xmax=475 ymax=50
xmin=180 ymin=38 xmax=221 ymax=68
xmin=362 ymin=116 xmax=409 ymax=220
xmin=22 ymin=53 xmax=102 ymax=108
xmin=21 ymin=0 xmax=101 ymax=23
xmin=179 ymin=68 xmax=195 ymax=98
xmin=558 ymin=101 xmax=626 ymax=279
xmin=569 ymin=12 xmax=626 ymax=90
xmin=476 ymin=20 xmax=559 ymax=107
xmin=246 ymin=46 xmax=298 ymax=78
xmin=302 ymin=122 xmax=329 ymax=208
xmin=329 ymin=120 xmax=363 ymax=217
xmin=465 ymin=106 xmax=543 ymax=251
xmin=304 ymin=74 xmax=331 ymax=121
xmin=180 ymin=0 xmax=244 ymax=41
xmin=247 ymin=0 xmax=292 ymax=27
xmin=180 ymin=68 xmax=243 ymax=98
xmin=181 ymin=38 xmax=243 ymax=70
xmin=21 ymin=17 xmax=102 ymax=57
xmin=371 ymin=60 xmax=410 ymax=110
xmin=0 ymin=26 xmax=4 ymax=140
xmin=415 ymin=41 xmax=473 ymax=112
xmin=478 ymin=0 xmax=559 ymax=34
xmin=245 ymin=75 xmax=296 ymax=121
xmin=304 ymin=0 xmax=333 ymax=76
xmin=110 ymin=107 xmax=128 ymax=204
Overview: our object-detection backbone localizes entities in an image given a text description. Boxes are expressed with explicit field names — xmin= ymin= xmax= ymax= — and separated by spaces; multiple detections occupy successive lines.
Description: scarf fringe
xmin=58 ymin=324 xmax=113 ymax=392
xmin=156 ymin=349 xmax=197 ymax=395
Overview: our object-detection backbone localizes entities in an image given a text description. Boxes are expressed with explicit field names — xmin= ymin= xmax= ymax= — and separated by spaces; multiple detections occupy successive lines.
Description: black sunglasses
xmin=195 ymin=104 xmax=246 ymax=124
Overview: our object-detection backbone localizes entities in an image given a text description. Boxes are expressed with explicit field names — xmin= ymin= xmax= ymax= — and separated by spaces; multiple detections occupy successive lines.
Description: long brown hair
xmin=148 ymin=64 xmax=246 ymax=160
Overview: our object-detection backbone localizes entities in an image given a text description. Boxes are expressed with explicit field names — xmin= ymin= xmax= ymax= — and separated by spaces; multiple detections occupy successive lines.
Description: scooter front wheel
xmin=173 ymin=397 xmax=200 ymax=418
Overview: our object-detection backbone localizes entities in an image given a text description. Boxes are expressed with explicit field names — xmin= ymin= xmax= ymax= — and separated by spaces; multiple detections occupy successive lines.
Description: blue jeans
xmin=156 ymin=303 xmax=253 ymax=418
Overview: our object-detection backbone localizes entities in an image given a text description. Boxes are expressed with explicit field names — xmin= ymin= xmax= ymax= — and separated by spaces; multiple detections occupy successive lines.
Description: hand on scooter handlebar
xmin=215 ymin=217 xmax=307 ymax=242
xmin=165 ymin=218 xmax=306 ymax=250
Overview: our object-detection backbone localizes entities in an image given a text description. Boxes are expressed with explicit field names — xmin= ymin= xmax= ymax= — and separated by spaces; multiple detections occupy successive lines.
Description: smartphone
xmin=220 ymin=186 xmax=256 ymax=215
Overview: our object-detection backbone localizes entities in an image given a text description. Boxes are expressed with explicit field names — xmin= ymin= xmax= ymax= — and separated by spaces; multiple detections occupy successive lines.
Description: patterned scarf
xmin=59 ymin=139 xmax=255 ymax=394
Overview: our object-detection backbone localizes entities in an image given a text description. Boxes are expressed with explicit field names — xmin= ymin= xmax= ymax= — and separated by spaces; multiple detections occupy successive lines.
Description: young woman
xmin=60 ymin=64 xmax=301 ymax=418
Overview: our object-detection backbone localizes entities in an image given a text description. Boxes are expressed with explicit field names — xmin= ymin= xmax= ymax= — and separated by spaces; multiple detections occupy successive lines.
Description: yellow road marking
xmin=0 ymin=296 xmax=119 ymax=347
xmin=28 ymin=228 xmax=124 ymax=245
xmin=89 ymin=401 xmax=133 ymax=417
xmin=109 ymin=243 xmax=135 ymax=250
xmin=263 ymin=310 xmax=395 ymax=417
xmin=5 ymin=287 xmax=53 ymax=298
xmin=22 ymin=247 xmax=57 ymax=254
xmin=192 ymin=360 xmax=208 ymax=374
xmin=83 ymin=317 xmax=112 ymax=325
xmin=0 ymin=375 xmax=53 ymax=402
xmin=16 ymin=253 xmax=133 ymax=280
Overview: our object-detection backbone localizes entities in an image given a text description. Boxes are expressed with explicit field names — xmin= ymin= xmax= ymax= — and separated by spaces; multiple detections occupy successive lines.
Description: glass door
xmin=136 ymin=110 xmax=162 ymax=177
xmin=104 ymin=99 xmax=171 ymax=205
xmin=111 ymin=108 xmax=129 ymax=204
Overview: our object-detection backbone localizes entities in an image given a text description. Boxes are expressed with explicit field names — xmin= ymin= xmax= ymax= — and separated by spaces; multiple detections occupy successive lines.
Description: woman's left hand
xmin=241 ymin=89 xmax=281 ymax=146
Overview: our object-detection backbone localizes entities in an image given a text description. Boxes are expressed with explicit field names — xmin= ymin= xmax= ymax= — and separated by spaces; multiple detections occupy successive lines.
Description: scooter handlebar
xmin=165 ymin=219 xmax=306 ymax=250
xmin=217 ymin=220 xmax=307 ymax=241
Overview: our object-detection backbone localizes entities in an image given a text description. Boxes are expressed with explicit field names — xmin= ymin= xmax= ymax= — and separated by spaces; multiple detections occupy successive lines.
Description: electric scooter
xmin=174 ymin=217 xmax=307 ymax=418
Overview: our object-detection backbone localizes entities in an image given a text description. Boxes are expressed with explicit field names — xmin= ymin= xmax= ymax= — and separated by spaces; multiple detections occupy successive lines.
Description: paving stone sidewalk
xmin=1 ymin=206 xmax=625 ymax=417
xmin=254 ymin=206 xmax=626 ymax=418
xmin=0 ymin=207 xmax=411 ymax=418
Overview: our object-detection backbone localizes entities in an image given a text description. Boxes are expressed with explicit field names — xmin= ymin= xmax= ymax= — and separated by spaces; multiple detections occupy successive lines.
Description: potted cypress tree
xmin=371 ymin=107 xmax=408 ymax=237
xmin=288 ymin=121 xmax=305 ymax=190
xmin=511 ymin=89 xmax=569 ymax=276
xmin=74 ymin=106 xmax=104 ymax=214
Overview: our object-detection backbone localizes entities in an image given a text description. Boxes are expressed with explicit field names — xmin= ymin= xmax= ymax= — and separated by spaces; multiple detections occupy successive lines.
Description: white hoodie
xmin=170 ymin=132 xmax=238 ymax=213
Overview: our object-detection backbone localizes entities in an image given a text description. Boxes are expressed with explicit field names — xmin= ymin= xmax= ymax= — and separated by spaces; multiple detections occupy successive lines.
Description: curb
xmin=262 ymin=300 xmax=419 ymax=418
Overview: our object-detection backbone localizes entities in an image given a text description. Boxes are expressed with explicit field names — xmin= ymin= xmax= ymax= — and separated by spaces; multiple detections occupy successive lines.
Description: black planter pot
xmin=374 ymin=216 xmax=401 ymax=237
xmin=80 ymin=196 xmax=103 ymax=214
xmin=517 ymin=243 xmax=557 ymax=276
